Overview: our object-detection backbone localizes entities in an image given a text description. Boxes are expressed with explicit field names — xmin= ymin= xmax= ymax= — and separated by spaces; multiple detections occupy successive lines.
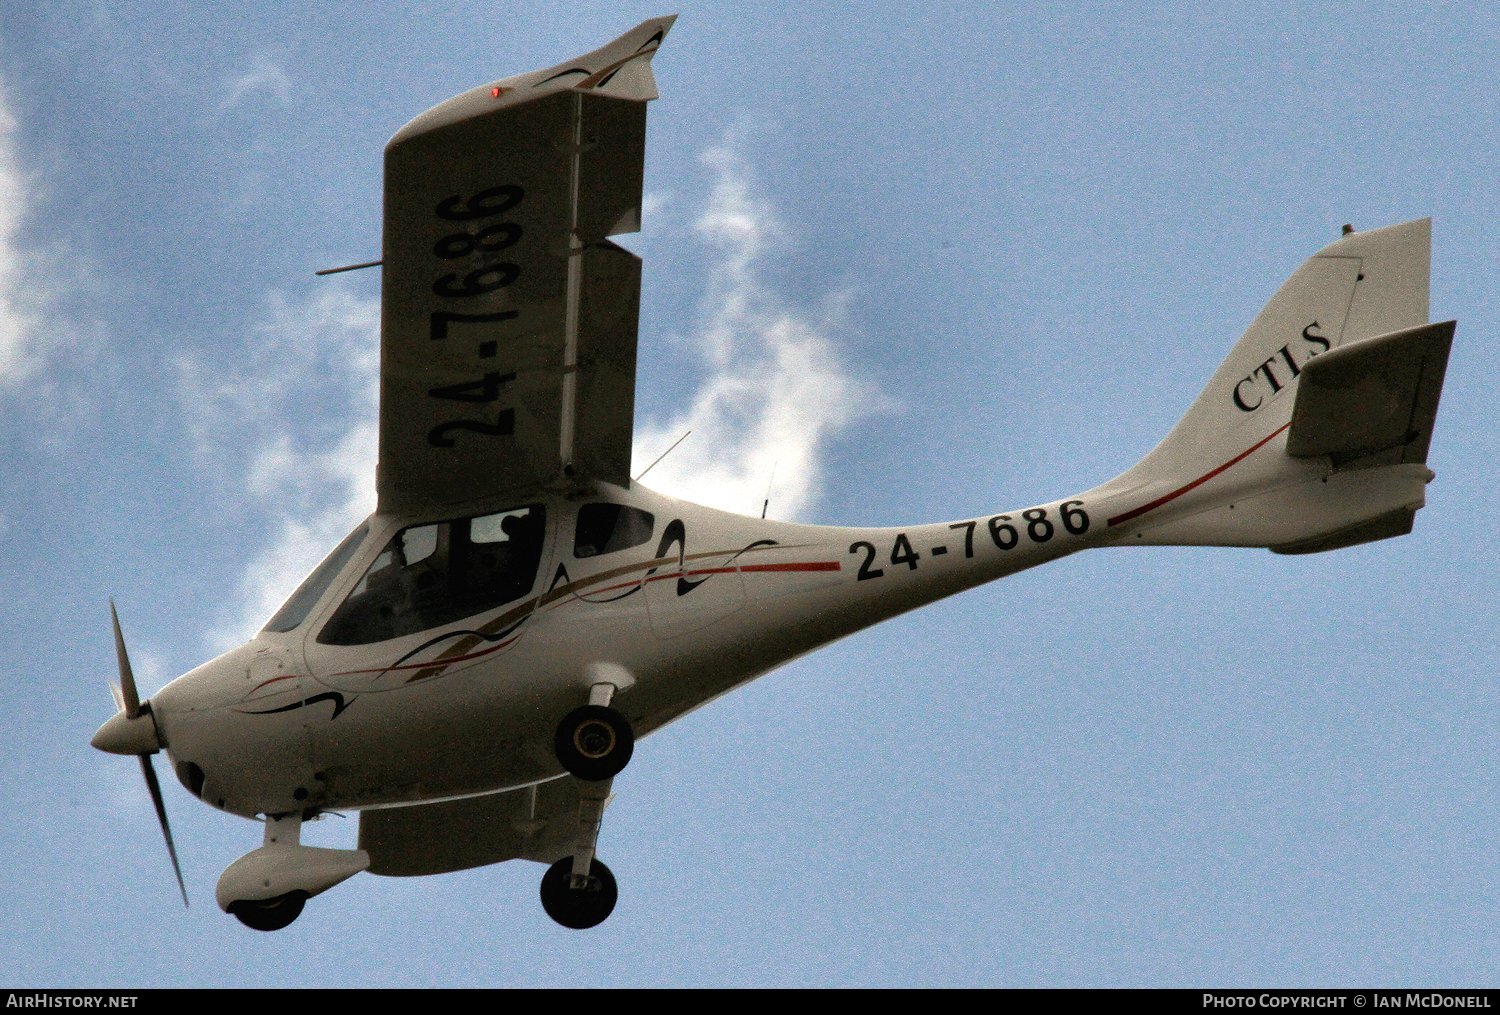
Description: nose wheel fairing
xmin=217 ymin=812 xmax=369 ymax=932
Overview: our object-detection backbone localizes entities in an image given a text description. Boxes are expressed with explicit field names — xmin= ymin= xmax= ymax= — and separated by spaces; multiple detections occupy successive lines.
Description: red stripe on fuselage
xmin=740 ymin=561 xmax=842 ymax=573
xmin=1106 ymin=423 xmax=1291 ymax=527
xmin=576 ymin=560 xmax=839 ymax=598
xmin=249 ymin=673 xmax=301 ymax=694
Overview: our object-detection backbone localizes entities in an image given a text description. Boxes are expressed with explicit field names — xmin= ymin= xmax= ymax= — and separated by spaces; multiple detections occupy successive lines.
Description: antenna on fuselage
xmin=634 ymin=430 xmax=691 ymax=482
xmin=760 ymin=461 xmax=777 ymax=519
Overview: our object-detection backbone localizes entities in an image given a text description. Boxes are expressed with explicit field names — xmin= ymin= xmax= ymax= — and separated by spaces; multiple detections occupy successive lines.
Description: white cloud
xmin=0 ymin=74 xmax=50 ymax=389
xmin=219 ymin=54 xmax=293 ymax=112
xmin=179 ymin=285 xmax=379 ymax=651
xmin=640 ymin=190 xmax=671 ymax=222
xmin=219 ymin=416 xmax=376 ymax=649
xmin=126 ymin=644 xmax=170 ymax=698
xmin=632 ymin=144 xmax=877 ymax=518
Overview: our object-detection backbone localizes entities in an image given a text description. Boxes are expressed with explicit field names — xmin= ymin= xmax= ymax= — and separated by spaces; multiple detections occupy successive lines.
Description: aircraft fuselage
xmin=154 ymin=480 xmax=1103 ymax=819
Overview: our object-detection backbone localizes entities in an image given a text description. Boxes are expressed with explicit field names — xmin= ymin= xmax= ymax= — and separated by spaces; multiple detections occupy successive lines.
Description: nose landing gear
xmin=217 ymin=811 xmax=369 ymax=932
xmin=228 ymin=890 xmax=308 ymax=932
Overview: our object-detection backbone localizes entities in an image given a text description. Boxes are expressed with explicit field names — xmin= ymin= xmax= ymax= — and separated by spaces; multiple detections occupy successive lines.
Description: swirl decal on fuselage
xmin=274 ymin=530 xmax=839 ymax=700
xmin=242 ymin=690 xmax=351 ymax=720
xmin=369 ymin=615 xmax=531 ymax=684
xmin=651 ymin=519 xmax=704 ymax=595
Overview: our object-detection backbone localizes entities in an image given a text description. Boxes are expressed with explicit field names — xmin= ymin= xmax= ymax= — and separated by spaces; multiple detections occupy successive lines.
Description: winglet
xmin=389 ymin=16 xmax=677 ymax=147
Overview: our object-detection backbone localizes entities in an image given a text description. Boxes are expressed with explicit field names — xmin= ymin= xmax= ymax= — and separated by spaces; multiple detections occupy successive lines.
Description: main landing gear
xmin=554 ymin=704 xmax=634 ymax=781
xmin=539 ymin=857 xmax=617 ymax=929
xmin=542 ymin=680 xmax=632 ymax=929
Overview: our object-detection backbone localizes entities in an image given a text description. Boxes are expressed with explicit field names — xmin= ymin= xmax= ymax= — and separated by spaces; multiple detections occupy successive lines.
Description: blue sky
xmin=2 ymin=1 xmax=1497 ymax=988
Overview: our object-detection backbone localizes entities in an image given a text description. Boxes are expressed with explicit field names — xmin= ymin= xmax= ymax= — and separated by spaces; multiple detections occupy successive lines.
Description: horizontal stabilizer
xmin=1286 ymin=320 xmax=1455 ymax=468
xmin=1270 ymin=506 xmax=1415 ymax=555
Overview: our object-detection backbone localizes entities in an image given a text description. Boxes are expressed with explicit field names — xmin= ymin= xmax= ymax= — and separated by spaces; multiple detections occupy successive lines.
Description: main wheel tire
xmin=539 ymin=856 xmax=618 ymax=930
xmin=554 ymin=705 xmax=634 ymax=781
xmin=228 ymin=890 xmax=309 ymax=932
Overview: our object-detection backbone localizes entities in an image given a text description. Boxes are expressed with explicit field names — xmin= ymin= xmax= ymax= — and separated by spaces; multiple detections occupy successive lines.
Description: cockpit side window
xmin=261 ymin=522 xmax=370 ymax=634
xmin=317 ymin=505 xmax=546 ymax=646
xmin=574 ymin=503 xmax=654 ymax=558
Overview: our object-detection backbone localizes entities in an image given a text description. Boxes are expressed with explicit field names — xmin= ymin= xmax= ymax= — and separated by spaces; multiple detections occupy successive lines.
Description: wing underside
xmin=376 ymin=17 xmax=674 ymax=517
xmin=359 ymin=776 xmax=585 ymax=876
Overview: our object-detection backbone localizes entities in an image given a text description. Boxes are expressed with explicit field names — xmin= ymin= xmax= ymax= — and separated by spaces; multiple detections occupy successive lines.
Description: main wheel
xmin=228 ymin=890 xmax=308 ymax=932
xmin=539 ymin=856 xmax=618 ymax=930
xmin=554 ymin=705 xmax=634 ymax=781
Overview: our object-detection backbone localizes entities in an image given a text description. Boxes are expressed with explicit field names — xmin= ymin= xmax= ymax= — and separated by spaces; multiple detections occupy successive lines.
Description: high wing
xmin=358 ymin=776 xmax=588 ymax=876
xmin=376 ymin=16 xmax=675 ymax=517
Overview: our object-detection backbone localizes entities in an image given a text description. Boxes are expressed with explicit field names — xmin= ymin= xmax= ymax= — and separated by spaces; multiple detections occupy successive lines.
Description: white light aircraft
xmin=92 ymin=16 xmax=1455 ymax=931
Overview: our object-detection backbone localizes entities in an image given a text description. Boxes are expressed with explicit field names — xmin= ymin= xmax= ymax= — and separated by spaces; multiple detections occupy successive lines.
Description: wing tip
xmin=388 ymin=16 xmax=677 ymax=150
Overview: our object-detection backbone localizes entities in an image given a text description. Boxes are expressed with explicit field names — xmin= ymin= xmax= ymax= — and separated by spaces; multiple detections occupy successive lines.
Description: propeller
xmin=91 ymin=600 xmax=188 ymax=908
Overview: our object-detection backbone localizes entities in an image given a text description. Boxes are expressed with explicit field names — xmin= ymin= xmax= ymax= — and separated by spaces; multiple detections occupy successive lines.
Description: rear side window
xmin=574 ymin=504 xmax=654 ymax=558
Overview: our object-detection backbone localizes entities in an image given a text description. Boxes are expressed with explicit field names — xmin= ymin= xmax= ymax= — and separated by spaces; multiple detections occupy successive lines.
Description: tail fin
xmin=1090 ymin=219 xmax=1454 ymax=553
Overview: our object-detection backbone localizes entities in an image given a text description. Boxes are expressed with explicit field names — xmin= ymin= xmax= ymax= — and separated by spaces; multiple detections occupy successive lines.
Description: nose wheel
xmin=228 ymin=890 xmax=308 ymax=932
xmin=539 ymin=856 xmax=617 ymax=929
xmin=554 ymin=704 xmax=634 ymax=781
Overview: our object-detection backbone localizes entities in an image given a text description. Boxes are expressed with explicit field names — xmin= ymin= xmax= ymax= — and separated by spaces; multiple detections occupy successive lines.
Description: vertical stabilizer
xmin=1085 ymin=220 xmax=1446 ymax=552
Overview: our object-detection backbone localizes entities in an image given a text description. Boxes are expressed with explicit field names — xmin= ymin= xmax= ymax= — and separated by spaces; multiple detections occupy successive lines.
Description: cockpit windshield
xmin=261 ymin=522 xmax=370 ymax=634
xmin=317 ymin=505 xmax=546 ymax=646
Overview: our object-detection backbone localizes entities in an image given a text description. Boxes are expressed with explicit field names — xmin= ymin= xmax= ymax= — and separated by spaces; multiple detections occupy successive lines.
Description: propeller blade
xmin=102 ymin=603 xmax=188 ymax=906
xmin=109 ymin=600 xmax=141 ymax=719
xmin=139 ymin=754 xmax=188 ymax=908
